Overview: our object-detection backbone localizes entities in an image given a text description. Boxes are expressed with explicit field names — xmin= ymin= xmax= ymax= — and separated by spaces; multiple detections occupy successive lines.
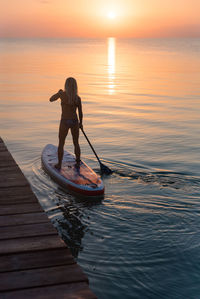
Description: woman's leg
xmin=71 ymin=124 xmax=81 ymax=164
xmin=55 ymin=123 xmax=69 ymax=169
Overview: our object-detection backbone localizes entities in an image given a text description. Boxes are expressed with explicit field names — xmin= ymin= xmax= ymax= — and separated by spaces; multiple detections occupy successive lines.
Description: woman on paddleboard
xmin=49 ymin=77 xmax=83 ymax=170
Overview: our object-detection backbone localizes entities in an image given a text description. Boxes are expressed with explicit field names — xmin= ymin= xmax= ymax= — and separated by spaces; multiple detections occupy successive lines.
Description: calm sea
xmin=1 ymin=37 xmax=200 ymax=299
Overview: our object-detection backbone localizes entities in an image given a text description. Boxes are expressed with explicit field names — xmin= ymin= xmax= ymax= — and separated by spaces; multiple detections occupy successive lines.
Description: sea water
xmin=1 ymin=37 xmax=200 ymax=299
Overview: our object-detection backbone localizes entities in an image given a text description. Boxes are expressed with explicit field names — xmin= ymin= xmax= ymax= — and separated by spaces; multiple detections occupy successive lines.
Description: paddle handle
xmin=81 ymin=128 xmax=102 ymax=165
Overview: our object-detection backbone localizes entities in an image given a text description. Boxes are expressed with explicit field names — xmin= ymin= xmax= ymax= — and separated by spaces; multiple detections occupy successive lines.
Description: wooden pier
xmin=0 ymin=137 xmax=96 ymax=299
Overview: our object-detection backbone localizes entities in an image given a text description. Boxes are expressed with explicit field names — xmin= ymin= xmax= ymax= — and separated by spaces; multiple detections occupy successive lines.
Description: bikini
xmin=60 ymin=118 xmax=78 ymax=129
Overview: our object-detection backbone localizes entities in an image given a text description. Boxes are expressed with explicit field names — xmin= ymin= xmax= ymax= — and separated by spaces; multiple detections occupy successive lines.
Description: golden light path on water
xmin=107 ymin=37 xmax=116 ymax=94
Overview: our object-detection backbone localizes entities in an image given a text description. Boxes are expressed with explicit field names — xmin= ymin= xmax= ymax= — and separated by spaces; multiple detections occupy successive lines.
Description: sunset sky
xmin=1 ymin=0 xmax=200 ymax=38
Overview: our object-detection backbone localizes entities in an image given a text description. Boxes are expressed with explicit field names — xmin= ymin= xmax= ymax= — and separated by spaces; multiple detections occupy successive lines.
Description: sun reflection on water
xmin=107 ymin=37 xmax=116 ymax=94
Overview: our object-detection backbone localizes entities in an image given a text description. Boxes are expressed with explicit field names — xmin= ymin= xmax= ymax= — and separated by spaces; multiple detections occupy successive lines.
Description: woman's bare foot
xmin=55 ymin=163 xmax=61 ymax=170
xmin=75 ymin=160 xmax=81 ymax=169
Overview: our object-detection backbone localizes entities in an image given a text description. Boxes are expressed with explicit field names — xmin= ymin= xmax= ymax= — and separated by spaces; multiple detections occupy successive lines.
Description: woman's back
xmin=60 ymin=91 xmax=80 ymax=120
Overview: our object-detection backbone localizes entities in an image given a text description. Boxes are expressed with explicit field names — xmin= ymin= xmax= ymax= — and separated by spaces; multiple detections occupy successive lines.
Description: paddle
xmin=81 ymin=128 xmax=113 ymax=175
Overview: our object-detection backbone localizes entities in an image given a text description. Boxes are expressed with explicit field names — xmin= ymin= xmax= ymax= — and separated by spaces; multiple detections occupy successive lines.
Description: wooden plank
xmin=0 ymin=222 xmax=57 ymax=240
xmin=0 ymin=173 xmax=29 ymax=188
xmin=0 ymin=282 xmax=97 ymax=299
xmin=0 ymin=264 xmax=89 ymax=291
xmin=0 ymin=158 xmax=16 ymax=167
xmin=0 ymin=165 xmax=23 ymax=175
xmin=0 ymin=151 xmax=14 ymax=160
xmin=0 ymin=186 xmax=38 ymax=204
xmin=0 ymin=185 xmax=33 ymax=196
xmin=0 ymin=148 xmax=7 ymax=153
xmin=0 ymin=149 xmax=7 ymax=153
xmin=0 ymin=212 xmax=50 ymax=227
xmin=0 ymin=164 xmax=25 ymax=174
xmin=0 ymin=161 xmax=25 ymax=175
xmin=0 ymin=144 xmax=7 ymax=152
xmin=0 ymin=181 xmax=29 ymax=188
xmin=0 ymin=235 xmax=66 ymax=254
xmin=0 ymin=248 xmax=75 ymax=272
xmin=0 ymin=141 xmax=6 ymax=146
xmin=0 ymin=153 xmax=17 ymax=165
xmin=0 ymin=203 xmax=43 ymax=215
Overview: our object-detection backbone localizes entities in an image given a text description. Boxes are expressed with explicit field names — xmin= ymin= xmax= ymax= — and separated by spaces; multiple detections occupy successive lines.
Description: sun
xmin=107 ymin=11 xmax=116 ymax=19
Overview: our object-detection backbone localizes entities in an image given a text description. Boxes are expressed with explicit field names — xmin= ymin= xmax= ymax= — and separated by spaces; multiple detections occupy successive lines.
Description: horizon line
xmin=1 ymin=35 xmax=200 ymax=40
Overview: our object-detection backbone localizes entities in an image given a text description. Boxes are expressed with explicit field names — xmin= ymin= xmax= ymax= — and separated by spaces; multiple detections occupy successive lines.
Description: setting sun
xmin=107 ymin=11 xmax=116 ymax=19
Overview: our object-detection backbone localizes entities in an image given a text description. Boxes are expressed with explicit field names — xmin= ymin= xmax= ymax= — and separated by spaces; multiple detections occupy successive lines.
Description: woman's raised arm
xmin=49 ymin=89 xmax=63 ymax=102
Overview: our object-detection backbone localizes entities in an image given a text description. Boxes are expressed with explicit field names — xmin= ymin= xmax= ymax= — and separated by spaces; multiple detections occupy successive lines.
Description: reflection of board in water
xmin=42 ymin=144 xmax=104 ymax=197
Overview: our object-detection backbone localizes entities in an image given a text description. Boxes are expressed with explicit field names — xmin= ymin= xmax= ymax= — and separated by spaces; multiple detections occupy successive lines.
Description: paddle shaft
xmin=81 ymin=128 xmax=102 ymax=166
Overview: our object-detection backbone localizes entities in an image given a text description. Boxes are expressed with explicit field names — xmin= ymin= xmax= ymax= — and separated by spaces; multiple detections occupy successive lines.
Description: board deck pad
xmin=42 ymin=144 xmax=104 ymax=196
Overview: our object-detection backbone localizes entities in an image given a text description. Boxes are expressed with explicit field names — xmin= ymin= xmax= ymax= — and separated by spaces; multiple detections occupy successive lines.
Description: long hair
xmin=64 ymin=77 xmax=78 ymax=105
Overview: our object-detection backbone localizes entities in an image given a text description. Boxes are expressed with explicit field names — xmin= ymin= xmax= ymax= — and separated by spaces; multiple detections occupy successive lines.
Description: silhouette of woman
xmin=49 ymin=77 xmax=83 ymax=169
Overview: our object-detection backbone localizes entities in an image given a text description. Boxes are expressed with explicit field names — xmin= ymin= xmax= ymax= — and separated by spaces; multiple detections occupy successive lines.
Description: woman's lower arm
xmin=79 ymin=113 xmax=83 ymax=127
xmin=49 ymin=92 xmax=60 ymax=102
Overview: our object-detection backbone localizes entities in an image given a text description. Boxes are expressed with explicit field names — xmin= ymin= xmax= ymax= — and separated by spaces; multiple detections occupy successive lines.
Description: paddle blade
xmin=100 ymin=162 xmax=113 ymax=175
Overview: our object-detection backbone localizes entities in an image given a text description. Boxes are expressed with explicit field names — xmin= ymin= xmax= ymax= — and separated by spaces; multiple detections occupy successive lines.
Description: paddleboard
xmin=41 ymin=144 xmax=104 ymax=197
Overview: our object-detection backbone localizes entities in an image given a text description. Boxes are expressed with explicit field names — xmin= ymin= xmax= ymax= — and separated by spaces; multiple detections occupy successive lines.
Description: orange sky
xmin=1 ymin=0 xmax=200 ymax=38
